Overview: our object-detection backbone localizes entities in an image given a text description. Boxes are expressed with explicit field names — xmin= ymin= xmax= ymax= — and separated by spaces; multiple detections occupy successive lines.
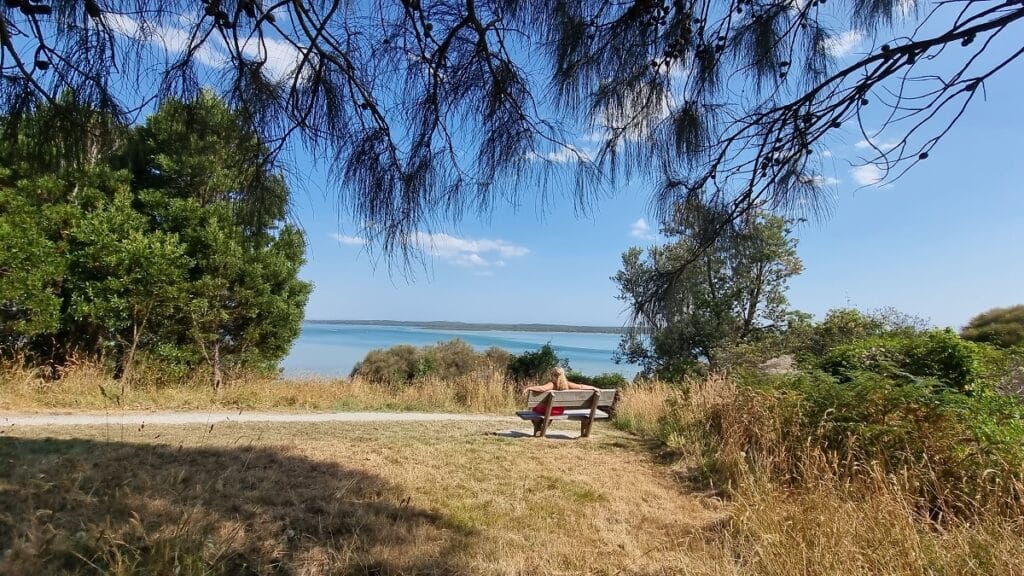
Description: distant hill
xmin=306 ymin=319 xmax=627 ymax=334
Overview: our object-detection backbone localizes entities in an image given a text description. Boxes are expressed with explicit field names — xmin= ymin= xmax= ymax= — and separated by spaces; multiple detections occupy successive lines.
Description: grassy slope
xmin=0 ymin=420 xmax=723 ymax=575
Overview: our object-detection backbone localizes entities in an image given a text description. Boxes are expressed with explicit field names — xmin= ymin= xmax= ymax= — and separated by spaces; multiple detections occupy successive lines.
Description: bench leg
xmin=532 ymin=420 xmax=543 ymax=437
xmin=580 ymin=419 xmax=592 ymax=438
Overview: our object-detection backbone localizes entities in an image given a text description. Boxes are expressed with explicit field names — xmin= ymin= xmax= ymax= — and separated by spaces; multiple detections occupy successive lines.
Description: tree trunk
xmin=743 ymin=266 xmax=765 ymax=338
xmin=121 ymin=326 xmax=140 ymax=387
xmin=118 ymin=308 xmax=150 ymax=387
xmin=211 ymin=340 xmax=223 ymax=393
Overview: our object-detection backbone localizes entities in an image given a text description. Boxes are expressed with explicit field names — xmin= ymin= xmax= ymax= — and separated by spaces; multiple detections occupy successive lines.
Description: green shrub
xmin=419 ymin=339 xmax=480 ymax=382
xmin=977 ymin=344 xmax=1024 ymax=399
xmin=567 ymin=371 xmax=627 ymax=388
xmin=482 ymin=346 xmax=512 ymax=370
xmin=818 ymin=329 xmax=982 ymax=393
xmin=351 ymin=339 xmax=510 ymax=386
xmin=962 ymin=305 xmax=1024 ymax=348
xmin=350 ymin=344 xmax=420 ymax=384
xmin=506 ymin=343 xmax=569 ymax=384
xmin=741 ymin=371 xmax=1024 ymax=518
xmin=617 ymin=371 xmax=1024 ymax=518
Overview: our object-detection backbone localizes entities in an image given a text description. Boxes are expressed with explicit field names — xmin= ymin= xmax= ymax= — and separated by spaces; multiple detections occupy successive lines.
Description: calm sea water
xmin=281 ymin=323 xmax=638 ymax=379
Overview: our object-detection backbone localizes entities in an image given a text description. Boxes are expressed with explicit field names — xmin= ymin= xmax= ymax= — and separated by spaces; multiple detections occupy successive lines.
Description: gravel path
xmin=0 ymin=411 xmax=515 ymax=427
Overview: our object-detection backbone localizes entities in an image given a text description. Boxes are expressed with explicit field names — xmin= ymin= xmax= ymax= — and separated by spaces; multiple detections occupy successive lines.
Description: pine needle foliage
xmin=0 ymin=0 xmax=1020 ymax=259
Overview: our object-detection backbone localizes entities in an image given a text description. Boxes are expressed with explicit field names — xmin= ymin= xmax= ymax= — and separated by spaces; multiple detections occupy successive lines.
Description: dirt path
xmin=0 ymin=411 xmax=515 ymax=427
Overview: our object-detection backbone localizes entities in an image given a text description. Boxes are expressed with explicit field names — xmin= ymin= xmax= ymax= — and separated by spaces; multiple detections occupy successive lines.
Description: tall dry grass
xmin=615 ymin=376 xmax=1024 ymax=575
xmin=0 ymin=363 xmax=520 ymax=414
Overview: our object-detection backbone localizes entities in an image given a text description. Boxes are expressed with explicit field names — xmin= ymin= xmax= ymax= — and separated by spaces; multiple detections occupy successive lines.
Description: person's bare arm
xmin=524 ymin=382 xmax=555 ymax=394
xmin=567 ymin=382 xmax=598 ymax=391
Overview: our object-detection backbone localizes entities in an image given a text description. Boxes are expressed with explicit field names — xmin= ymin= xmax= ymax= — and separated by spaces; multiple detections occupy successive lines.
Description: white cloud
xmin=409 ymin=232 xmax=528 ymax=268
xmin=529 ymin=144 xmax=593 ymax=163
xmin=630 ymin=218 xmax=656 ymax=240
xmin=331 ymin=233 xmax=367 ymax=246
xmin=238 ymin=35 xmax=304 ymax=81
xmin=818 ymin=150 xmax=834 ymax=158
xmin=851 ymin=164 xmax=884 ymax=186
xmin=823 ymin=30 xmax=864 ymax=58
xmin=855 ymin=138 xmax=900 ymax=152
xmin=105 ymin=13 xmax=224 ymax=67
xmin=802 ymin=175 xmax=840 ymax=186
xmin=104 ymin=13 xmax=302 ymax=80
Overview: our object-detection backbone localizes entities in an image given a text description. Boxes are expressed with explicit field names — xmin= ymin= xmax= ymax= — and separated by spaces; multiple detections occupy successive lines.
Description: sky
xmin=294 ymin=71 xmax=1024 ymax=330
xmin=291 ymin=17 xmax=1024 ymax=329
xmin=21 ymin=5 xmax=1020 ymax=330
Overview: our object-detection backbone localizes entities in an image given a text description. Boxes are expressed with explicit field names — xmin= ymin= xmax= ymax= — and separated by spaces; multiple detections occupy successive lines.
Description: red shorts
xmin=532 ymin=405 xmax=564 ymax=416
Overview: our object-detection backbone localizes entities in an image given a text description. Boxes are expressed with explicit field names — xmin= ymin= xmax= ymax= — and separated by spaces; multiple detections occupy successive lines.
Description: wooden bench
xmin=516 ymin=389 xmax=617 ymax=438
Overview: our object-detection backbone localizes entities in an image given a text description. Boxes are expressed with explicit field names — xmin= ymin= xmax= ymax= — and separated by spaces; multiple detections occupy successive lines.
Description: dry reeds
xmin=614 ymin=374 xmax=1024 ymax=575
xmin=0 ymin=363 xmax=519 ymax=414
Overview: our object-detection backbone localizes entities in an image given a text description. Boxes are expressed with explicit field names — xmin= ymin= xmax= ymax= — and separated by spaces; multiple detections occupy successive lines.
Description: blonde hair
xmin=551 ymin=367 xmax=570 ymax=391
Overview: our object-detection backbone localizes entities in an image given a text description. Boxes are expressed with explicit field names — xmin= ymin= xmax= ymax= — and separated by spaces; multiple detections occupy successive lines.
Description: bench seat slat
xmin=515 ymin=409 xmax=610 ymax=421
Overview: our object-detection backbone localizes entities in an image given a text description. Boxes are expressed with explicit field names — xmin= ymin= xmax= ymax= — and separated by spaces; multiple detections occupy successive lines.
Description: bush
xmin=419 ymin=339 xmax=480 ymax=382
xmin=567 ymin=371 xmax=627 ymax=388
xmin=962 ymin=305 xmax=1024 ymax=348
xmin=716 ymin=308 xmax=931 ymax=375
xmin=977 ymin=344 xmax=1024 ymax=399
xmin=616 ymin=372 xmax=1024 ymax=520
xmin=506 ymin=343 xmax=568 ymax=384
xmin=817 ymin=329 xmax=982 ymax=393
xmin=350 ymin=339 xmax=511 ymax=386
xmin=350 ymin=344 xmax=420 ymax=385
xmin=752 ymin=371 xmax=1024 ymax=517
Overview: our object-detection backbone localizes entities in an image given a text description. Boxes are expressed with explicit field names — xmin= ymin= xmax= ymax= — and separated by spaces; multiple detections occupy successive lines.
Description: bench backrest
xmin=526 ymin=389 xmax=617 ymax=409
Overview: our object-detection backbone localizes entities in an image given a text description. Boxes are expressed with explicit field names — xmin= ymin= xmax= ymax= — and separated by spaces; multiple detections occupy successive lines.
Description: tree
xmin=1 ymin=1 xmax=1019 ymax=258
xmin=614 ymin=204 xmax=802 ymax=379
xmin=962 ymin=305 xmax=1024 ymax=349
xmin=0 ymin=175 xmax=65 ymax=355
xmin=0 ymin=93 xmax=310 ymax=384
xmin=129 ymin=92 xmax=312 ymax=389
xmin=507 ymin=344 xmax=571 ymax=384
xmin=65 ymin=189 xmax=188 ymax=383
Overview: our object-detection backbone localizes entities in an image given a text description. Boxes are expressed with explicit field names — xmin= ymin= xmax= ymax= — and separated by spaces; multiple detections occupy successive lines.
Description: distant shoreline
xmin=305 ymin=319 xmax=628 ymax=335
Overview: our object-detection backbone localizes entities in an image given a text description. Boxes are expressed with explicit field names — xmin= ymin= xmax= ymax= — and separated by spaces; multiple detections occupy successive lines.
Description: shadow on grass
xmin=0 ymin=436 xmax=475 ymax=575
xmin=490 ymin=430 xmax=580 ymax=440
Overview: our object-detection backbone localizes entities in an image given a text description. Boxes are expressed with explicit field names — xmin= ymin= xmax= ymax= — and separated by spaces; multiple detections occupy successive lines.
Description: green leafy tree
xmin=614 ymin=205 xmax=802 ymax=379
xmin=0 ymin=93 xmax=309 ymax=385
xmin=65 ymin=189 xmax=188 ymax=383
xmin=0 ymin=176 xmax=65 ymax=353
xmin=507 ymin=344 xmax=571 ymax=384
xmin=130 ymin=93 xmax=311 ymax=389
xmin=962 ymin=305 xmax=1024 ymax=349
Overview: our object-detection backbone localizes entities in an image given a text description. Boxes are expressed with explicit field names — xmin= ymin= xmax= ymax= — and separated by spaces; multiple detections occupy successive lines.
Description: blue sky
xmin=292 ymin=24 xmax=1024 ymax=329
xmin=24 ymin=6 xmax=1017 ymax=329
xmin=295 ymin=71 xmax=1024 ymax=329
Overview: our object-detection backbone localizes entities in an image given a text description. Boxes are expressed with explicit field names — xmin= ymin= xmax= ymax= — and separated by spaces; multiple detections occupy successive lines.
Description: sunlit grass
xmin=1 ymin=420 xmax=720 ymax=575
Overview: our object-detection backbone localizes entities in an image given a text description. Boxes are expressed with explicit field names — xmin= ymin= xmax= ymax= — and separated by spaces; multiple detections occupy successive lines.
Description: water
xmin=281 ymin=323 xmax=638 ymax=379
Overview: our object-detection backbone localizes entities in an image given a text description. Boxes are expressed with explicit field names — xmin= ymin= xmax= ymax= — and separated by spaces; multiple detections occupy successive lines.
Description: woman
xmin=524 ymin=367 xmax=597 ymax=415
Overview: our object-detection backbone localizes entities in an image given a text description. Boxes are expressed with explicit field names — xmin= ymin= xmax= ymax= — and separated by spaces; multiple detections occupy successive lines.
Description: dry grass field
xmin=5 ymin=371 xmax=1023 ymax=575
xmin=0 ymin=365 xmax=519 ymax=414
xmin=0 ymin=419 xmax=724 ymax=576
